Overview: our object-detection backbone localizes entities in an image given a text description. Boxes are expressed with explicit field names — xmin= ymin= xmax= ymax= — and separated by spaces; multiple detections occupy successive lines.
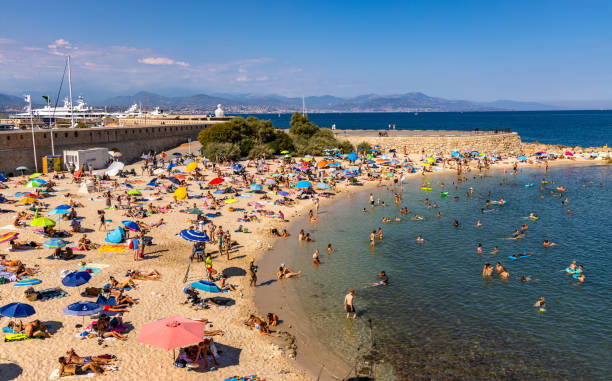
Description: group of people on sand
xmin=58 ymin=348 xmax=116 ymax=377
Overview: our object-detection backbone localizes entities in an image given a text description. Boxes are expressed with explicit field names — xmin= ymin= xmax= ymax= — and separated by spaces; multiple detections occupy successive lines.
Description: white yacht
xmin=10 ymin=96 xmax=109 ymax=120
xmin=113 ymin=104 xmax=167 ymax=118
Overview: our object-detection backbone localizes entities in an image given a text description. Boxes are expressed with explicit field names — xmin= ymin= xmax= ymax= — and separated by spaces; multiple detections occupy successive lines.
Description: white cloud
xmin=235 ymin=75 xmax=248 ymax=82
xmin=138 ymin=57 xmax=189 ymax=67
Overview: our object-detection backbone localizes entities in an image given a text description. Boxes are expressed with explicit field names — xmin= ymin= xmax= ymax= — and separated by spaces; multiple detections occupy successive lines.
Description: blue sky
xmin=1 ymin=0 xmax=612 ymax=103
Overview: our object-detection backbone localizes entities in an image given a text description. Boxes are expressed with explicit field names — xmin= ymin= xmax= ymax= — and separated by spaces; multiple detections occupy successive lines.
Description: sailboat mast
xmin=302 ymin=96 xmax=306 ymax=116
xmin=67 ymin=55 xmax=74 ymax=128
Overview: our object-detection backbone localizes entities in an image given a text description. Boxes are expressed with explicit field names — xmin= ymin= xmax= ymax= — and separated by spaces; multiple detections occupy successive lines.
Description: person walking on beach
xmin=248 ymin=258 xmax=257 ymax=287
xmin=344 ymin=289 xmax=356 ymax=319
xmin=98 ymin=210 xmax=106 ymax=232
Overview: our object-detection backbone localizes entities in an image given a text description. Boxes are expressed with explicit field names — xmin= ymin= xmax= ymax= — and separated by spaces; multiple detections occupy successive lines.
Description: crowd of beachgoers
xmin=0 ymin=141 xmax=606 ymax=380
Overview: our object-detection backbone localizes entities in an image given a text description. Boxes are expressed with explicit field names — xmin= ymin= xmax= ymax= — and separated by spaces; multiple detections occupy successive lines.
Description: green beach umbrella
xmin=29 ymin=173 xmax=42 ymax=179
xmin=185 ymin=208 xmax=203 ymax=215
xmin=30 ymin=218 xmax=56 ymax=227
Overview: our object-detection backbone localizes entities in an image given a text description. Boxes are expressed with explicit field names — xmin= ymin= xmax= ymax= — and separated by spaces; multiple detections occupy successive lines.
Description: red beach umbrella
xmin=208 ymin=178 xmax=224 ymax=185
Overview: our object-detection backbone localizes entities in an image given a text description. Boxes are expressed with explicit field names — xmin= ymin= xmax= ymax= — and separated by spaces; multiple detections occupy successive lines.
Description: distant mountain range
xmin=0 ymin=90 xmax=575 ymax=113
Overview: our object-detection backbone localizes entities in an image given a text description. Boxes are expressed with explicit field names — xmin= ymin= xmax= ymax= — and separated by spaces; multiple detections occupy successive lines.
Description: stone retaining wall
xmin=337 ymin=131 xmax=523 ymax=154
xmin=0 ymin=123 xmax=215 ymax=175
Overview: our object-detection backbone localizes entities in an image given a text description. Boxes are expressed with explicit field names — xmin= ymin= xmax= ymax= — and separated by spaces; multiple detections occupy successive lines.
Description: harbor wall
xmin=0 ymin=123 xmax=214 ymax=175
xmin=335 ymin=130 xmax=523 ymax=154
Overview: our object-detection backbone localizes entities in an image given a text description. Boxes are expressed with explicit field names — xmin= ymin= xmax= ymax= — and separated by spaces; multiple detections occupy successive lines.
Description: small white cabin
xmin=63 ymin=148 xmax=109 ymax=170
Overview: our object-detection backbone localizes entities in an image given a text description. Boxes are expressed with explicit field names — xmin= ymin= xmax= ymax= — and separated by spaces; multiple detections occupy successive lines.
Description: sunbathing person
xmin=219 ymin=275 xmax=236 ymax=291
xmin=109 ymin=276 xmax=137 ymax=290
xmin=7 ymin=320 xmax=24 ymax=332
xmin=4 ymin=264 xmax=37 ymax=278
xmin=127 ymin=269 xmax=161 ymax=280
xmin=102 ymin=303 xmax=131 ymax=312
xmin=0 ymin=258 xmax=22 ymax=267
xmin=65 ymin=348 xmax=116 ymax=365
xmin=25 ymin=319 xmax=50 ymax=338
xmin=195 ymin=338 xmax=219 ymax=369
xmin=96 ymin=315 xmax=128 ymax=340
xmin=77 ymin=235 xmax=96 ymax=251
xmin=116 ymin=289 xmax=138 ymax=305
xmin=9 ymin=240 xmax=41 ymax=250
xmin=277 ymin=265 xmax=301 ymax=280
xmin=59 ymin=356 xmax=104 ymax=377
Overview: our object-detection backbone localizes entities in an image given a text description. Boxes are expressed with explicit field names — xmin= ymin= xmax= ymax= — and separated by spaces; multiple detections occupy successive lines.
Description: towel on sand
xmin=98 ymin=245 xmax=125 ymax=252
xmin=49 ymin=369 xmax=95 ymax=379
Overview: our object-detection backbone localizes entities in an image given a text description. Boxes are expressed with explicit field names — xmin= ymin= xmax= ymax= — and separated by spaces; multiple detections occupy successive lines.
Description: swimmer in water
xmin=416 ymin=235 xmax=424 ymax=242
xmin=313 ymin=249 xmax=320 ymax=265
xmin=436 ymin=211 xmax=442 ymax=218
xmin=495 ymin=262 xmax=503 ymax=274
xmin=362 ymin=208 xmax=367 ymax=213
xmin=476 ymin=220 xmax=482 ymax=227
xmin=499 ymin=267 xmax=510 ymax=279
xmin=482 ymin=262 xmax=493 ymax=277
xmin=370 ymin=231 xmax=376 ymax=247
xmin=521 ymin=223 xmax=528 ymax=231
xmin=377 ymin=228 xmax=383 ymax=240
xmin=534 ymin=297 xmax=546 ymax=308
xmin=377 ymin=271 xmax=389 ymax=286
xmin=394 ymin=216 xmax=401 ymax=221
xmin=493 ymin=246 xmax=499 ymax=254
xmin=576 ymin=273 xmax=585 ymax=283
xmin=453 ymin=220 xmax=459 ymax=227
xmin=543 ymin=240 xmax=556 ymax=247
xmin=520 ymin=275 xmax=531 ymax=282
xmin=477 ymin=243 xmax=483 ymax=254
xmin=327 ymin=243 xmax=333 ymax=254
xmin=567 ymin=260 xmax=577 ymax=273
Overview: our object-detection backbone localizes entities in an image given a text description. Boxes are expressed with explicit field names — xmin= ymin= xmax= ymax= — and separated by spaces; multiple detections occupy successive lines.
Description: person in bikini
xmin=127 ymin=269 xmax=161 ymax=280
xmin=59 ymin=357 xmax=104 ymax=377
xmin=65 ymin=348 xmax=116 ymax=365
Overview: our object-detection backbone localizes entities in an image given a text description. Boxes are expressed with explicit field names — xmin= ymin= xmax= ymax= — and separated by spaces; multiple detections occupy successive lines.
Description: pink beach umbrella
xmin=137 ymin=316 xmax=205 ymax=355
xmin=565 ymin=151 xmax=574 ymax=156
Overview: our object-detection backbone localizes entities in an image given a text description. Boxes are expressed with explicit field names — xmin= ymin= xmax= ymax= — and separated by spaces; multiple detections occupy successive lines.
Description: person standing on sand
xmin=98 ymin=210 xmax=106 ymax=232
xmin=344 ymin=289 xmax=356 ymax=319
xmin=249 ymin=258 xmax=257 ymax=287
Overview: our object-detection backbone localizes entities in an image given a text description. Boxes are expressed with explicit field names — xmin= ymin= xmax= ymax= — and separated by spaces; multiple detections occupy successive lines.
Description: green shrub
xmin=202 ymin=142 xmax=241 ymax=162
xmin=289 ymin=112 xmax=319 ymax=138
xmin=357 ymin=141 xmax=372 ymax=152
xmin=248 ymin=143 xmax=275 ymax=159
xmin=337 ymin=140 xmax=354 ymax=154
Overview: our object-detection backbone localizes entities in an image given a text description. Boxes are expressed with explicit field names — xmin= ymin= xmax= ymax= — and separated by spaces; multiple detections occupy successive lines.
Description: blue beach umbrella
xmin=518 ymin=156 xmax=527 ymax=161
xmin=48 ymin=209 xmax=70 ymax=216
xmin=250 ymin=184 xmax=263 ymax=191
xmin=278 ymin=190 xmax=289 ymax=196
xmin=172 ymin=152 xmax=182 ymax=157
xmin=62 ymin=271 xmax=91 ymax=287
xmin=43 ymin=238 xmax=67 ymax=249
xmin=0 ymin=302 xmax=35 ymax=318
xmin=317 ymin=182 xmax=331 ymax=190
xmin=120 ymin=183 xmax=133 ymax=189
xmin=191 ymin=280 xmax=221 ymax=293
xmin=63 ymin=301 xmax=101 ymax=316
xmin=295 ymin=180 xmax=312 ymax=189
xmin=346 ymin=152 xmax=358 ymax=161
xmin=167 ymin=163 xmax=176 ymax=171
xmin=264 ymin=179 xmax=276 ymax=185
xmin=122 ymin=220 xmax=140 ymax=232
xmin=55 ymin=204 xmax=71 ymax=210
xmin=231 ymin=163 xmax=244 ymax=172
xmin=179 ymin=229 xmax=210 ymax=242
xmin=168 ymin=176 xmax=180 ymax=185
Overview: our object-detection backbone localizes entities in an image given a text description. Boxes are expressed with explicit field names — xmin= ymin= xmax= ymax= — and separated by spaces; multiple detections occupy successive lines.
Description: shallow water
xmin=281 ymin=165 xmax=611 ymax=380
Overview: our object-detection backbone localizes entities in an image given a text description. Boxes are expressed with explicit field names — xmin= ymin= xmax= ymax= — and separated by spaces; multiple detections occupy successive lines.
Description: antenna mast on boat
xmin=67 ymin=55 xmax=74 ymax=128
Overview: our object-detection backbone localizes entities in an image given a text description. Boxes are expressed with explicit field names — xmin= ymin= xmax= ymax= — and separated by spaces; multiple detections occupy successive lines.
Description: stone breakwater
xmin=334 ymin=129 xmax=611 ymax=155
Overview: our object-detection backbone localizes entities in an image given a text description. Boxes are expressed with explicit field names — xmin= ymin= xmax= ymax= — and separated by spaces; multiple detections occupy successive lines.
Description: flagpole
xmin=27 ymin=95 xmax=38 ymax=172
xmin=45 ymin=96 xmax=55 ymax=156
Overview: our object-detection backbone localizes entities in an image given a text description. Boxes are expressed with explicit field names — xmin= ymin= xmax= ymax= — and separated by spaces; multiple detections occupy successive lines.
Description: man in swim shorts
xmin=344 ymin=289 xmax=356 ymax=319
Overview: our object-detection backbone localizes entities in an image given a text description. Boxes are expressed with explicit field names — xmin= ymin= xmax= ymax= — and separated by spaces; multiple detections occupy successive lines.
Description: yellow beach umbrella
xmin=280 ymin=150 xmax=289 ymax=154
xmin=29 ymin=173 xmax=42 ymax=179
xmin=224 ymin=198 xmax=237 ymax=204
xmin=427 ymin=157 xmax=435 ymax=163
xmin=173 ymin=187 xmax=188 ymax=200
xmin=19 ymin=197 xmax=37 ymax=204
xmin=30 ymin=217 xmax=56 ymax=227
xmin=186 ymin=162 xmax=198 ymax=172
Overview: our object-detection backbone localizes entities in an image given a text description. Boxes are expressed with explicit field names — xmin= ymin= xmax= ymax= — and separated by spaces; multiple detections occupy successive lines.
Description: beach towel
xmin=39 ymin=287 xmax=68 ymax=300
xmin=14 ymin=278 xmax=42 ymax=286
xmin=85 ymin=263 xmax=110 ymax=269
xmin=4 ymin=333 xmax=29 ymax=342
xmin=2 ymin=327 xmax=25 ymax=334
xmin=49 ymin=369 xmax=95 ymax=379
xmin=98 ymin=245 xmax=125 ymax=253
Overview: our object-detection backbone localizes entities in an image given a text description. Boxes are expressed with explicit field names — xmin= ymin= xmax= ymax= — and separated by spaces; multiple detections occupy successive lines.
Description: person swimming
xmin=482 ymin=262 xmax=493 ymax=277
xmin=377 ymin=271 xmax=389 ymax=285
xmin=477 ymin=243 xmax=483 ymax=254
xmin=493 ymin=246 xmax=499 ymax=254
xmin=543 ymin=240 xmax=556 ymax=247
xmin=416 ymin=235 xmax=424 ymax=242
xmin=313 ymin=249 xmax=320 ymax=265
xmin=534 ymin=297 xmax=546 ymax=308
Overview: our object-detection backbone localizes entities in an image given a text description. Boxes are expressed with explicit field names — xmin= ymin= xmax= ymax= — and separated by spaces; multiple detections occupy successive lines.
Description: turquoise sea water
xmin=279 ymin=165 xmax=610 ymax=380
xmin=237 ymin=111 xmax=612 ymax=147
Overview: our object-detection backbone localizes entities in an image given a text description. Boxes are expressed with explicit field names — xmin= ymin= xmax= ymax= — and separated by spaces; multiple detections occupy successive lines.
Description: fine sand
xmin=0 ymin=141 xmax=606 ymax=381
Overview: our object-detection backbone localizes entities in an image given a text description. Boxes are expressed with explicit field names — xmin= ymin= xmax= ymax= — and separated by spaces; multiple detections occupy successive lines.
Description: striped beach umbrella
xmin=25 ymin=180 xmax=41 ymax=188
xmin=43 ymin=238 xmax=67 ymax=249
xmin=0 ymin=232 xmax=19 ymax=244
xmin=179 ymin=229 xmax=210 ymax=242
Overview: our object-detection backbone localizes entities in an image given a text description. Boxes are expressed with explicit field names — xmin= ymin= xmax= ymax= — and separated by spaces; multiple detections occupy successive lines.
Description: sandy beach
xmin=0 ymin=140 xmax=608 ymax=381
